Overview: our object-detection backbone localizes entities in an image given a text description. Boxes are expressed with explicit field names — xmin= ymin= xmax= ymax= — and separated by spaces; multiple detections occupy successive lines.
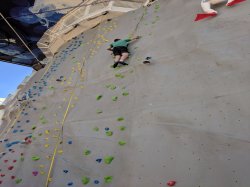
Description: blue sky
xmin=0 ymin=62 xmax=32 ymax=98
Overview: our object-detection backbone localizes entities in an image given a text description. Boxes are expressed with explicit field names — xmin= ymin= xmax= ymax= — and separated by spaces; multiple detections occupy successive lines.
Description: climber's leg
xmin=201 ymin=0 xmax=218 ymax=14
xmin=119 ymin=52 xmax=129 ymax=65
xmin=113 ymin=55 xmax=121 ymax=68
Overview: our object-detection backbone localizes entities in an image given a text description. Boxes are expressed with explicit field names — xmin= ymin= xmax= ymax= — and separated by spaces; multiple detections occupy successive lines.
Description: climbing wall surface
xmin=1 ymin=0 xmax=250 ymax=186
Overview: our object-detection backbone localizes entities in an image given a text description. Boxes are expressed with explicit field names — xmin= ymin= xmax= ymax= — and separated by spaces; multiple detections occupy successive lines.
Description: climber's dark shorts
xmin=113 ymin=46 xmax=129 ymax=56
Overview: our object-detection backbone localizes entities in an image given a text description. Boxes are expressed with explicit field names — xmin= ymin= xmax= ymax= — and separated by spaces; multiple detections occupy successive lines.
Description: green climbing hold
xmin=96 ymin=95 xmax=103 ymax=101
xmin=38 ymin=133 xmax=43 ymax=136
xmin=96 ymin=109 xmax=103 ymax=114
xmin=119 ymin=126 xmax=126 ymax=131
xmin=93 ymin=127 xmax=99 ymax=132
xmin=118 ymin=141 xmax=127 ymax=146
xmin=84 ymin=150 xmax=91 ymax=156
xmin=112 ymin=96 xmax=118 ymax=101
xmin=20 ymin=157 xmax=24 ymax=162
xmin=32 ymin=126 xmax=36 ymax=130
xmin=32 ymin=156 xmax=40 ymax=161
xmin=122 ymin=92 xmax=129 ymax=96
xmin=82 ymin=176 xmax=90 ymax=185
xmin=104 ymin=156 xmax=114 ymax=164
xmin=110 ymin=85 xmax=116 ymax=90
xmin=115 ymin=74 xmax=125 ymax=79
xmin=15 ymin=178 xmax=22 ymax=184
xmin=104 ymin=176 xmax=113 ymax=183
xmin=106 ymin=131 xmax=113 ymax=136
xmin=117 ymin=117 xmax=124 ymax=122
xmin=48 ymin=86 xmax=54 ymax=90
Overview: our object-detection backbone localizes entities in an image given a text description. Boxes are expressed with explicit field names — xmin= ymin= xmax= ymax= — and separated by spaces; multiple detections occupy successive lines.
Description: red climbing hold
xmin=11 ymin=176 xmax=15 ymax=179
xmin=227 ymin=0 xmax=246 ymax=6
xmin=194 ymin=12 xmax=217 ymax=21
xmin=13 ymin=160 xmax=17 ymax=163
xmin=167 ymin=180 xmax=176 ymax=186
xmin=1 ymin=174 xmax=5 ymax=177
xmin=4 ymin=160 xmax=8 ymax=163
xmin=8 ymin=166 xmax=14 ymax=170
xmin=0 ymin=181 xmax=2 ymax=184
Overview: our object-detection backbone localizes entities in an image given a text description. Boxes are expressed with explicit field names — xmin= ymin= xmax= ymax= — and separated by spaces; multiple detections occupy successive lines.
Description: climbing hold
xmin=105 ymin=127 xmax=110 ymax=131
xmin=32 ymin=171 xmax=38 ymax=176
xmin=45 ymin=130 xmax=50 ymax=135
xmin=84 ymin=150 xmax=91 ymax=156
xmin=106 ymin=131 xmax=113 ymax=136
xmin=13 ymin=160 xmax=17 ymax=163
xmin=104 ymin=176 xmax=113 ymax=183
xmin=39 ymin=165 xmax=44 ymax=168
xmin=11 ymin=176 xmax=15 ymax=179
xmin=94 ymin=180 xmax=100 ymax=184
xmin=44 ymin=144 xmax=50 ymax=148
xmin=118 ymin=141 xmax=127 ymax=146
xmin=96 ymin=109 xmax=103 ymax=114
xmin=63 ymin=170 xmax=69 ymax=173
xmin=1 ymin=174 xmax=5 ymax=177
xmin=32 ymin=156 xmax=40 ymax=161
xmin=104 ymin=156 xmax=114 ymax=164
xmin=4 ymin=160 xmax=8 ymax=163
xmin=119 ymin=126 xmax=126 ymax=131
xmin=93 ymin=127 xmax=99 ymax=132
xmin=122 ymin=92 xmax=129 ymax=96
xmin=13 ymin=130 xmax=18 ymax=133
xmin=58 ymin=150 xmax=63 ymax=154
xmin=96 ymin=158 xmax=102 ymax=163
xmin=68 ymin=182 xmax=73 ymax=186
xmin=8 ymin=166 xmax=14 ymax=170
xmin=112 ymin=96 xmax=118 ymax=101
xmin=115 ymin=74 xmax=125 ymax=79
xmin=20 ymin=157 xmax=24 ymax=162
xmin=32 ymin=126 xmax=37 ymax=130
xmin=96 ymin=95 xmax=103 ymax=101
xmin=15 ymin=178 xmax=22 ymax=184
xmin=68 ymin=140 xmax=73 ymax=144
xmin=82 ymin=176 xmax=90 ymax=185
xmin=167 ymin=181 xmax=176 ymax=186
xmin=117 ymin=117 xmax=124 ymax=122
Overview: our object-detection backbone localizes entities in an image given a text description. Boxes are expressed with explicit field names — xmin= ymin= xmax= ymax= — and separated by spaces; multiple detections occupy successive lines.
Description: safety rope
xmin=0 ymin=13 xmax=41 ymax=63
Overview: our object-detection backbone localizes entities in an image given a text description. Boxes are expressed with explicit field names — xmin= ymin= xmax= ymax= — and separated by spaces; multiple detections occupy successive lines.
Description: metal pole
xmin=0 ymin=13 xmax=42 ymax=63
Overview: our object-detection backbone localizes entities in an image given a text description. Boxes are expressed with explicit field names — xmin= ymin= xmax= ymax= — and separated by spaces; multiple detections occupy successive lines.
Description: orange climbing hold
xmin=195 ymin=12 xmax=217 ymax=21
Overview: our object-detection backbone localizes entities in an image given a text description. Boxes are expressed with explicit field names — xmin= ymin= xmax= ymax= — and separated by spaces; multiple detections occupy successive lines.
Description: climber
xmin=201 ymin=0 xmax=244 ymax=14
xmin=107 ymin=36 xmax=140 ymax=68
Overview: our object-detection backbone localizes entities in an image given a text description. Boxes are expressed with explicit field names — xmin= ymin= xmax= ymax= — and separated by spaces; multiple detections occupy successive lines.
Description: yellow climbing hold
xmin=44 ymin=144 xmax=50 ymax=148
xmin=58 ymin=150 xmax=63 ymax=154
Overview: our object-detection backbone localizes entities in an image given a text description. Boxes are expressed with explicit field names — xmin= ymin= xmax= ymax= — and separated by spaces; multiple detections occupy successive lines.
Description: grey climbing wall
xmin=0 ymin=0 xmax=250 ymax=186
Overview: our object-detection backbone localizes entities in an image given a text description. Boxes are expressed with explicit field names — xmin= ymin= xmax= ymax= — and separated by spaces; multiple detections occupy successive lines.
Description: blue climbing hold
xmin=63 ymin=170 xmax=69 ymax=173
xmin=67 ymin=182 xmax=73 ymax=186
xmin=20 ymin=130 xmax=24 ymax=133
xmin=13 ymin=130 xmax=18 ymax=133
xmin=105 ymin=127 xmax=109 ymax=131
xmin=68 ymin=140 xmax=72 ymax=145
xmin=94 ymin=180 xmax=100 ymax=184
xmin=96 ymin=159 xmax=102 ymax=163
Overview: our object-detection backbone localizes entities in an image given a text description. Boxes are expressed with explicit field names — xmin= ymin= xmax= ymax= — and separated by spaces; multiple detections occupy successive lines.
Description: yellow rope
xmin=45 ymin=57 xmax=86 ymax=187
xmin=45 ymin=89 xmax=75 ymax=187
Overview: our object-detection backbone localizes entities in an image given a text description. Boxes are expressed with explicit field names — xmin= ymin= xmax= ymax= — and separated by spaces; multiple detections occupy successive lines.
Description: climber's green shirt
xmin=110 ymin=39 xmax=131 ymax=48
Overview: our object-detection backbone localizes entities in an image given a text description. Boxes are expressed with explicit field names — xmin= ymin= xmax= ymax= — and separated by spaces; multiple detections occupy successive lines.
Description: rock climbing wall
xmin=1 ymin=0 xmax=250 ymax=186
